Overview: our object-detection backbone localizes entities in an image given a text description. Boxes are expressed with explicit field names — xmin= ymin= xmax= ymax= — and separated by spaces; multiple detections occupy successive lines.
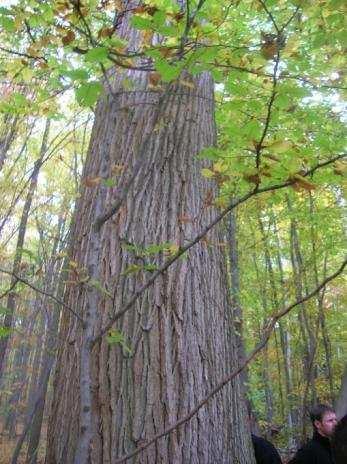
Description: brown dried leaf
xmin=148 ymin=72 xmax=161 ymax=87
xmin=62 ymin=30 xmax=75 ymax=46
xmin=83 ymin=176 xmax=102 ymax=187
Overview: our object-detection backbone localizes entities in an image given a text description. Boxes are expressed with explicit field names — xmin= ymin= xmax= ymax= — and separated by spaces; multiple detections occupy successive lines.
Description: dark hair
xmin=309 ymin=404 xmax=335 ymax=428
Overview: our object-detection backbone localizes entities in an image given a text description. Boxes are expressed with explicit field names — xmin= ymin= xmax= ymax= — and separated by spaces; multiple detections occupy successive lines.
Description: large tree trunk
xmin=46 ymin=3 xmax=254 ymax=462
xmin=46 ymin=75 xmax=254 ymax=463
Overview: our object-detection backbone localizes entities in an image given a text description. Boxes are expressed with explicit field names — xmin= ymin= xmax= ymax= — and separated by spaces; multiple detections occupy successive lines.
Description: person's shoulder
xmin=252 ymin=434 xmax=282 ymax=463
xmin=288 ymin=439 xmax=317 ymax=463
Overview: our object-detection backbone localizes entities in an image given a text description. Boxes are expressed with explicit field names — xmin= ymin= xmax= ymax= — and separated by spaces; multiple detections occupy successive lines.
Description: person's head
xmin=309 ymin=404 xmax=337 ymax=438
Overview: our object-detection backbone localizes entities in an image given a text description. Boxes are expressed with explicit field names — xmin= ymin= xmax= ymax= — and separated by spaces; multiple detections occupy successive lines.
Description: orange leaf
xmin=83 ymin=176 xmax=102 ymax=187
xmin=62 ymin=30 xmax=75 ymax=45
xmin=98 ymin=27 xmax=114 ymax=38
xmin=148 ymin=72 xmax=161 ymax=87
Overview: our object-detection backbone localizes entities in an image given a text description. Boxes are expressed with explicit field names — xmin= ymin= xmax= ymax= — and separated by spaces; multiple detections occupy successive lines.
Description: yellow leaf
xmin=267 ymin=140 xmax=292 ymax=153
xmin=214 ymin=196 xmax=228 ymax=208
xmin=291 ymin=174 xmax=316 ymax=191
xmin=263 ymin=153 xmax=280 ymax=162
xmin=334 ymin=161 xmax=347 ymax=176
xmin=179 ymin=79 xmax=195 ymax=89
xmin=213 ymin=161 xmax=228 ymax=173
xmin=21 ymin=67 xmax=34 ymax=82
xmin=283 ymin=37 xmax=300 ymax=57
xmin=167 ymin=244 xmax=179 ymax=255
xmin=201 ymin=168 xmax=215 ymax=178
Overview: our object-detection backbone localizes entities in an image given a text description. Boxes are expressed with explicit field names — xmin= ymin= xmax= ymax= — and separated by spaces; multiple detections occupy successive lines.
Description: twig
xmin=0 ymin=46 xmax=46 ymax=62
xmin=114 ymin=256 xmax=347 ymax=463
xmin=0 ymin=267 xmax=83 ymax=323
xmin=258 ymin=0 xmax=280 ymax=33
xmin=255 ymin=49 xmax=280 ymax=170
xmin=0 ymin=278 xmax=18 ymax=300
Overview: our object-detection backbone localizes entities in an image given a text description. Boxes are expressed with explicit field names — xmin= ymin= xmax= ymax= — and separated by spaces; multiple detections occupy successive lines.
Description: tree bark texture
xmin=46 ymin=68 xmax=254 ymax=464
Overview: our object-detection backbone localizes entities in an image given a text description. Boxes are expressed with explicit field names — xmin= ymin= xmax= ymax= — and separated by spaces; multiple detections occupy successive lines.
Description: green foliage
xmin=0 ymin=327 xmax=11 ymax=338
xmin=75 ymin=82 xmax=103 ymax=107
xmin=88 ymin=279 xmax=112 ymax=298
xmin=106 ymin=330 xmax=132 ymax=354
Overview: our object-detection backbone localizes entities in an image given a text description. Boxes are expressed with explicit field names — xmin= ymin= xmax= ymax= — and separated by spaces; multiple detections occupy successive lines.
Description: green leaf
xmin=0 ymin=306 xmax=11 ymax=316
xmin=131 ymin=16 xmax=153 ymax=30
xmin=155 ymin=60 xmax=180 ymax=82
xmin=153 ymin=10 xmax=166 ymax=28
xmin=106 ymin=330 xmax=132 ymax=354
xmin=75 ymin=82 xmax=103 ymax=106
xmin=88 ymin=278 xmax=112 ymax=298
xmin=143 ymin=263 xmax=159 ymax=272
xmin=0 ymin=16 xmax=15 ymax=32
xmin=0 ymin=327 xmax=11 ymax=338
xmin=121 ymin=264 xmax=142 ymax=276
xmin=84 ymin=47 xmax=109 ymax=63
xmin=103 ymin=177 xmax=117 ymax=188
xmin=63 ymin=69 xmax=90 ymax=81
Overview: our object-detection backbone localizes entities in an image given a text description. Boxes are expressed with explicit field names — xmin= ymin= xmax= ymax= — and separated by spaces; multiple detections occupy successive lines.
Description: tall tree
xmin=46 ymin=2 xmax=255 ymax=463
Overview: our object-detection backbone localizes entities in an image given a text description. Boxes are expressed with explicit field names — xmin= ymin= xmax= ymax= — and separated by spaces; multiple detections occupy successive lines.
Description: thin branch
xmin=258 ymin=0 xmax=280 ymax=33
xmin=0 ymin=267 xmax=83 ymax=323
xmin=255 ymin=49 xmax=280 ymax=170
xmin=0 ymin=46 xmax=46 ymax=62
xmin=280 ymin=6 xmax=300 ymax=33
xmin=0 ymin=278 xmax=18 ymax=300
xmin=114 ymin=256 xmax=347 ymax=463
xmin=92 ymin=153 xmax=346 ymax=344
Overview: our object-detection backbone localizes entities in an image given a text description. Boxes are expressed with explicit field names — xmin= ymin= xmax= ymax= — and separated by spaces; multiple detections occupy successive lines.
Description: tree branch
xmin=92 ymin=153 xmax=346 ymax=344
xmin=255 ymin=49 xmax=280 ymax=170
xmin=114 ymin=256 xmax=347 ymax=463
xmin=0 ymin=278 xmax=19 ymax=300
xmin=0 ymin=267 xmax=83 ymax=323
xmin=258 ymin=0 xmax=280 ymax=33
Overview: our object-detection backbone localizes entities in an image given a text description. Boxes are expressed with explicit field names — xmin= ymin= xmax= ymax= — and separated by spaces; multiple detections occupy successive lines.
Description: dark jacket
xmin=332 ymin=414 xmax=347 ymax=464
xmin=289 ymin=431 xmax=335 ymax=464
xmin=252 ymin=434 xmax=282 ymax=464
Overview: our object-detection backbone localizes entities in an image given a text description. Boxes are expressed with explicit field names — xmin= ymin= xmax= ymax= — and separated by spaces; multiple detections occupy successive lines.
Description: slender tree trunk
xmin=308 ymin=194 xmax=334 ymax=400
xmin=0 ymin=119 xmax=50 ymax=381
xmin=26 ymin=218 xmax=66 ymax=464
xmin=0 ymin=114 xmax=18 ymax=172
xmin=226 ymin=211 xmax=247 ymax=381
xmin=273 ymin=328 xmax=285 ymax=420
xmin=26 ymin=309 xmax=45 ymax=420
xmin=251 ymin=250 xmax=274 ymax=431
xmin=47 ymin=26 xmax=254 ymax=464
xmin=287 ymin=197 xmax=317 ymax=439
xmin=4 ymin=310 xmax=38 ymax=437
